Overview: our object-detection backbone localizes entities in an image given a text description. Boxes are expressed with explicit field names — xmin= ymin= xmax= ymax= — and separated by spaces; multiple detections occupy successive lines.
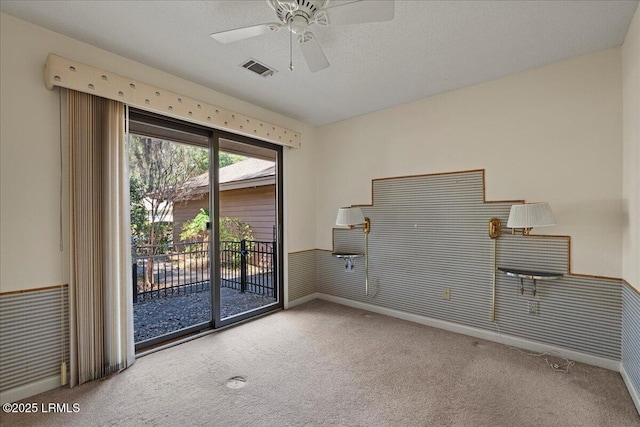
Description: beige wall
xmin=316 ymin=48 xmax=623 ymax=278
xmin=622 ymin=6 xmax=640 ymax=292
xmin=0 ymin=10 xmax=632 ymax=289
xmin=0 ymin=13 xmax=318 ymax=293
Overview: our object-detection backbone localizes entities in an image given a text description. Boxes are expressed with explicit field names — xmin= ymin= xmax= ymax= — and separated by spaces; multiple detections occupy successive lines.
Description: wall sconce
xmin=336 ymin=207 xmax=372 ymax=295
xmin=489 ymin=203 xmax=559 ymax=321
xmin=336 ymin=207 xmax=370 ymax=234
xmin=507 ymin=202 xmax=556 ymax=235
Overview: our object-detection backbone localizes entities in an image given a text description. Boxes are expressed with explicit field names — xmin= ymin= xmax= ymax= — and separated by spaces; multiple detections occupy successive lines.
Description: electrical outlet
xmin=344 ymin=258 xmax=354 ymax=272
xmin=528 ymin=301 xmax=538 ymax=314
xmin=443 ymin=288 xmax=451 ymax=300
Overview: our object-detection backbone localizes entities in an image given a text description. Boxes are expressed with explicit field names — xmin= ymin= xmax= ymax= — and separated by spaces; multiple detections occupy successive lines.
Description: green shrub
xmin=180 ymin=208 xmax=210 ymax=242
xmin=180 ymin=209 xmax=254 ymax=243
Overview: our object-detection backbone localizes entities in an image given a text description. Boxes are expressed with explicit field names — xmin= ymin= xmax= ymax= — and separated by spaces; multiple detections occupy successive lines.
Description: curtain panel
xmin=67 ymin=90 xmax=135 ymax=386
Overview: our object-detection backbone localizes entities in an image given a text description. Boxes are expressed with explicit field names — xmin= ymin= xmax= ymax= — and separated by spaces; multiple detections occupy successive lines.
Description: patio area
xmin=133 ymin=285 xmax=276 ymax=342
xmin=133 ymin=239 xmax=277 ymax=343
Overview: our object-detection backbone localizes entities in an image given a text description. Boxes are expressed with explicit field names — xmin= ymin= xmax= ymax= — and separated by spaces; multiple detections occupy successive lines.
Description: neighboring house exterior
xmin=173 ymin=158 xmax=276 ymax=243
xmin=143 ymin=198 xmax=173 ymax=223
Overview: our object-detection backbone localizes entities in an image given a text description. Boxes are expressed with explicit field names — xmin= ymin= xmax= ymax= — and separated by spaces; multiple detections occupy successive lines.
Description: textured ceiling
xmin=1 ymin=1 xmax=637 ymax=126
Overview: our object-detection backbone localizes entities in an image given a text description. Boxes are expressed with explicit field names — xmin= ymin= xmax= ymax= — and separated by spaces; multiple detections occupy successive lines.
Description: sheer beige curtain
xmin=67 ymin=90 xmax=135 ymax=386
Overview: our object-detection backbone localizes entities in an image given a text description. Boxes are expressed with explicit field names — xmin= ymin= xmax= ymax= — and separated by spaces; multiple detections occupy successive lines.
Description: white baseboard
xmin=286 ymin=292 xmax=318 ymax=309
xmin=621 ymin=363 xmax=640 ymax=415
xmin=316 ymin=293 xmax=621 ymax=372
xmin=0 ymin=375 xmax=62 ymax=404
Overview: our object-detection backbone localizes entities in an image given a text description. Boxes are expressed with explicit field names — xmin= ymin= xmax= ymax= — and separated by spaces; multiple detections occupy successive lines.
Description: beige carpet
xmin=2 ymin=299 xmax=638 ymax=426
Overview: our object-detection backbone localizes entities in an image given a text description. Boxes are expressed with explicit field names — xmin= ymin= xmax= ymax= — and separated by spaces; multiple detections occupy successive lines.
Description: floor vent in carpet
xmin=226 ymin=376 xmax=247 ymax=389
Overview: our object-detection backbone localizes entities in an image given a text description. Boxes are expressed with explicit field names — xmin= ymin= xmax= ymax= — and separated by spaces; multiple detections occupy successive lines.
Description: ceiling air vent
xmin=240 ymin=58 xmax=276 ymax=77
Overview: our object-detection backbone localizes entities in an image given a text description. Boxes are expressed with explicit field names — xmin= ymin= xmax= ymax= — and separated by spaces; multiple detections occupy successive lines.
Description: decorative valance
xmin=44 ymin=54 xmax=301 ymax=148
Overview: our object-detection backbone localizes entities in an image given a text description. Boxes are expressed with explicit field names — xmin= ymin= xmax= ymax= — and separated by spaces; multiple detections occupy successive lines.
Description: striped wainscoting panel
xmin=288 ymin=250 xmax=317 ymax=302
xmin=495 ymin=274 xmax=621 ymax=359
xmin=622 ymin=284 xmax=640 ymax=408
xmin=498 ymin=234 xmax=569 ymax=274
xmin=0 ymin=286 xmax=69 ymax=396
xmin=316 ymin=170 xmax=622 ymax=361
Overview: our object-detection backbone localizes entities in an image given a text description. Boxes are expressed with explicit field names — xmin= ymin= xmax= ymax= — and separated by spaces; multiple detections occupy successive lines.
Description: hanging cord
xmin=125 ymin=104 xmax=130 ymax=135
xmin=492 ymin=320 xmax=575 ymax=373
xmin=491 ymin=238 xmax=496 ymax=321
xmin=59 ymin=87 xmax=64 ymax=253
xmin=365 ymin=229 xmax=379 ymax=298
xmin=289 ymin=24 xmax=294 ymax=71
xmin=365 ymin=232 xmax=369 ymax=295
xmin=59 ymin=88 xmax=68 ymax=385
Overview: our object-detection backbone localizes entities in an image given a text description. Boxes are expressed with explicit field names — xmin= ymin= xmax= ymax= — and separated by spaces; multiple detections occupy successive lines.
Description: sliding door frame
xmin=129 ymin=110 xmax=284 ymax=350
xmin=130 ymin=110 xmax=212 ymax=351
xmin=211 ymin=129 xmax=284 ymax=329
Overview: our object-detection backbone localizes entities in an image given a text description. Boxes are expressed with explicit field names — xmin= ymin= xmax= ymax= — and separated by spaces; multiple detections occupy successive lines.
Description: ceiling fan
xmin=210 ymin=0 xmax=394 ymax=73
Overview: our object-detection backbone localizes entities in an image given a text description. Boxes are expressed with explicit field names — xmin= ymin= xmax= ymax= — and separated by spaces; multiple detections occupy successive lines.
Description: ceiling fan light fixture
xmin=289 ymin=15 xmax=309 ymax=35
xmin=269 ymin=0 xmax=328 ymax=24
xmin=212 ymin=1 xmax=395 ymax=73
xmin=268 ymin=0 xmax=299 ymax=13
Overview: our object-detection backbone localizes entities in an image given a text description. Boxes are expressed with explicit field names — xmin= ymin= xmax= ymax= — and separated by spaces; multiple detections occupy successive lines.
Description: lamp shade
xmin=507 ymin=203 xmax=556 ymax=229
xmin=336 ymin=207 xmax=365 ymax=226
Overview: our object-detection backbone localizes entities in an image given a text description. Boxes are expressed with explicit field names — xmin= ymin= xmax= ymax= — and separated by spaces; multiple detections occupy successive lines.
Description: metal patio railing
xmin=132 ymin=240 xmax=275 ymax=302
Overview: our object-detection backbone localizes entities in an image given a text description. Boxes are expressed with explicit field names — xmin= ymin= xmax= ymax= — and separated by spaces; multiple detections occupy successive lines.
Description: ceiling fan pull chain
xmin=289 ymin=25 xmax=294 ymax=71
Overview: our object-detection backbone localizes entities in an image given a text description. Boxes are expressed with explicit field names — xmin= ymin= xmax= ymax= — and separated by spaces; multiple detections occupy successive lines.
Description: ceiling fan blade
xmin=324 ymin=0 xmax=394 ymax=25
xmin=298 ymin=32 xmax=330 ymax=73
xmin=210 ymin=23 xmax=281 ymax=43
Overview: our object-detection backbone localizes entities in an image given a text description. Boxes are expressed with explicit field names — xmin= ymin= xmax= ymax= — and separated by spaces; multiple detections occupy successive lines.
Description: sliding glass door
xmin=213 ymin=131 xmax=283 ymax=328
xmin=128 ymin=111 xmax=212 ymax=349
xmin=128 ymin=111 xmax=283 ymax=350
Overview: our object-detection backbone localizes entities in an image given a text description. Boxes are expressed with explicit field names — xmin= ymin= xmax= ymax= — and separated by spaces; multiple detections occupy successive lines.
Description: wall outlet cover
xmin=345 ymin=258 xmax=354 ymax=272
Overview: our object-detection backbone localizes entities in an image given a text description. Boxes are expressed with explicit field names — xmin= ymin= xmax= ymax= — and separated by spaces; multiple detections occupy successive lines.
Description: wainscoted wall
xmin=497 ymin=234 xmax=621 ymax=360
xmin=0 ymin=286 xmax=69 ymax=404
xmin=314 ymin=170 xmax=622 ymax=361
xmin=286 ymin=169 xmax=636 ymax=409
xmin=287 ymin=250 xmax=317 ymax=303
xmin=622 ymin=284 xmax=640 ymax=412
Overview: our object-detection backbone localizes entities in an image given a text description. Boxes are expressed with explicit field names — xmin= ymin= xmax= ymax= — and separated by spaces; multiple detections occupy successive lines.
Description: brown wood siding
xmin=172 ymin=194 xmax=209 ymax=244
xmin=220 ymin=185 xmax=276 ymax=242
xmin=173 ymin=185 xmax=276 ymax=244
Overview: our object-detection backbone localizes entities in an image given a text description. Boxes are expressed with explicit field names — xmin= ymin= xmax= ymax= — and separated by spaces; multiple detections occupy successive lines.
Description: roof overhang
xmin=220 ymin=176 xmax=275 ymax=191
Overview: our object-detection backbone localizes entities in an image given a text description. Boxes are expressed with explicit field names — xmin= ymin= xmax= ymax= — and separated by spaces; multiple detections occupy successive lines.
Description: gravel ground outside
xmin=134 ymin=286 xmax=276 ymax=342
